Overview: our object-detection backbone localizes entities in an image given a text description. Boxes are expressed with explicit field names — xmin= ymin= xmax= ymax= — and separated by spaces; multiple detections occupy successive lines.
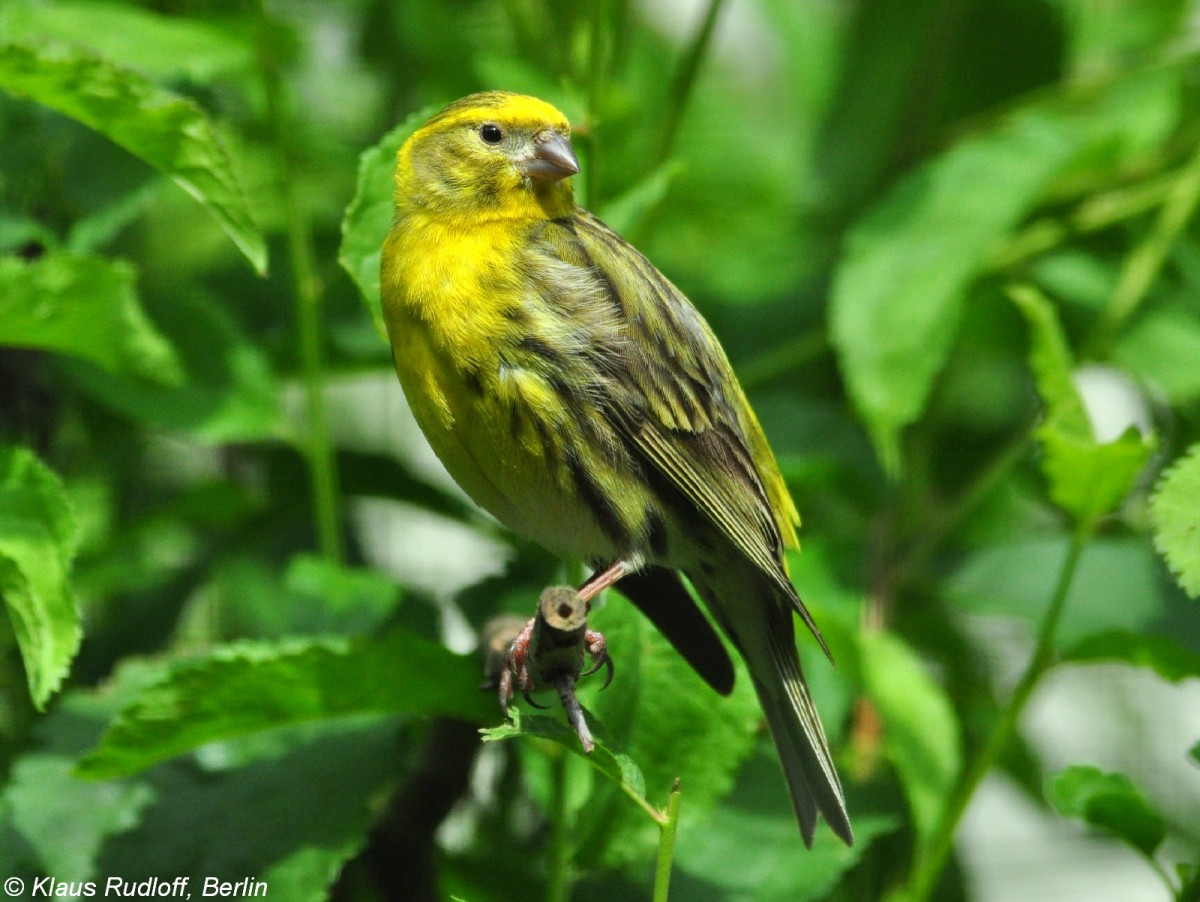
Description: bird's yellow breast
xmin=380 ymin=213 xmax=644 ymax=558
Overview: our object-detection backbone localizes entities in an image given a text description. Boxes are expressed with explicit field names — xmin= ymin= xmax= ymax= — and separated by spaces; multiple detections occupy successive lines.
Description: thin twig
xmin=654 ymin=0 xmax=729 ymax=167
xmin=256 ymin=3 xmax=344 ymax=564
xmin=903 ymin=531 xmax=1088 ymax=902
xmin=652 ymin=779 xmax=683 ymax=902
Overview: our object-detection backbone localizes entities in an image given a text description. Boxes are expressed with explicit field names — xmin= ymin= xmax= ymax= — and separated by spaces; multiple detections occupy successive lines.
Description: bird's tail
xmin=691 ymin=571 xmax=853 ymax=847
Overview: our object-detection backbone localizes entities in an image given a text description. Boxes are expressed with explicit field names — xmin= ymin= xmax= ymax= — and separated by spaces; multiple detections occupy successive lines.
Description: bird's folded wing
xmin=543 ymin=211 xmax=827 ymax=651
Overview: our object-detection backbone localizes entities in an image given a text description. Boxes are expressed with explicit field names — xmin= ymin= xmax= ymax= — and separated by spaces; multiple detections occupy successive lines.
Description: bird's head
xmin=395 ymin=92 xmax=580 ymax=222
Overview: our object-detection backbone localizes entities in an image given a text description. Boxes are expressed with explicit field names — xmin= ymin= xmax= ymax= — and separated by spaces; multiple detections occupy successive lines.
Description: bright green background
xmin=2 ymin=1 xmax=1200 ymax=900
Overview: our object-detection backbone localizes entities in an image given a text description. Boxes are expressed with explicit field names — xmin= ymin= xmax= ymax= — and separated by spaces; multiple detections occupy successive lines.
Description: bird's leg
xmin=497 ymin=616 xmax=538 ymax=713
xmin=554 ymin=673 xmax=594 ymax=753
xmin=577 ymin=559 xmax=632 ymax=602
xmin=568 ymin=559 xmax=634 ymax=689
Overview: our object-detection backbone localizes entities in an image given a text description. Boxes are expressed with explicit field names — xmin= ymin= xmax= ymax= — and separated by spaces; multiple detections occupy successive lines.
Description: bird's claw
xmin=521 ymin=688 xmax=550 ymax=709
xmin=580 ymin=629 xmax=613 ymax=689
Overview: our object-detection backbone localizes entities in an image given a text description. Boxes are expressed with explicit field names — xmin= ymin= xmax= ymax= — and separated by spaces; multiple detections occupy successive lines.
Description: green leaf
xmin=0 ymin=445 xmax=82 ymax=709
xmin=6 ymin=662 xmax=395 ymax=897
xmin=1066 ymin=1 xmax=1193 ymax=70
xmin=1009 ymin=284 xmax=1154 ymax=527
xmin=0 ymin=41 xmax=266 ymax=274
xmin=339 ymin=107 xmax=439 ymax=337
xmin=1038 ymin=425 xmax=1155 ymax=529
xmin=1048 ymin=764 xmax=1165 ymax=858
xmin=830 ymin=111 xmax=1081 ymax=470
xmin=281 ymin=554 xmax=403 ymax=636
xmin=61 ymin=292 xmax=281 ymax=443
xmin=1030 ymin=250 xmax=1117 ymax=311
xmin=77 ymin=630 xmax=497 ymax=778
xmin=102 ymin=719 xmax=398 ymax=902
xmin=1151 ymin=443 xmax=1200 ymax=598
xmin=5 ymin=753 xmax=154 ymax=878
xmin=482 ymin=708 xmax=649 ymax=811
xmin=2 ymin=680 xmax=161 ymax=878
xmin=949 ymin=536 xmax=1167 ymax=646
xmin=859 ymin=630 xmax=960 ymax=848
xmin=66 ymin=183 xmax=160 ymax=255
xmin=1007 ymin=284 xmax=1090 ymax=434
xmin=1064 ymin=631 xmax=1200 ymax=683
xmin=681 ymin=772 xmax=897 ymax=897
xmin=0 ymin=254 xmax=183 ymax=384
xmin=187 ymin=552 xmax=403 ymax=641
xmin=0 ymin=1 xmax=253 ymax=81
xmin=830 ymin=69 xmax=1176 ymax=470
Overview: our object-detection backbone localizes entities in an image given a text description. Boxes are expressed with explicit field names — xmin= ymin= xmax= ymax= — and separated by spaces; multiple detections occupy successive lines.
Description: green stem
xmin=547 ymin=751 xmax=573 ymax=902
xmin=654 ymin=0 xmax=728 ymax=166
xmin=257 ymin=8 xmax=344 ymax=564
xmin=652 ymin=780 xmax=683 ymax=902
xmin=1148 ymin=856 xmax=1178 ymax=898
xmin=904 ymin=531 xmax=1087 ymax=902
xmin=1089 ymin=137 xmax=1200 ymax=355
xmin=893 ymin=421 xmax=1035 ymax=586
xmin=986 ymin=171 xmax=1178 ymax=273
xmin=583 ymin=0 xmax=608 ymax=208
xmin=1177 ymin=858 xmax=1200 ymax=902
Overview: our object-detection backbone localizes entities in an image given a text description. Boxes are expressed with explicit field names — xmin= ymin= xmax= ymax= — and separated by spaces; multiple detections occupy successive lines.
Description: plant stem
xmin=1089 ymin=136 xmax=1200 ymax=354
xmin=1177 ymin=857 xmax=1200 ymax=902
xmin=257 ymin=8 xmax=344 ymax=564
xmin=986 ymin=171 xmax=1177 ymax=272
xmin=654 ymin=0 xmax=728 ymax=167
xmin=893 ymin=421 xmax=1036 ymax=586
xmin=903 ymin=530 xmax=1087 ymax=902
xmin=582 ymin=0 xmax=608 ymax=208
xmin=652 ymin=780 xmax=683 ymax=902
xmin=1148 ymin=856 xmax=1177 ymax=898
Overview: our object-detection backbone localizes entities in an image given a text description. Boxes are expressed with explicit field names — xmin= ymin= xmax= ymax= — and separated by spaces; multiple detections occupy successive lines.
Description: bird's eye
xmin=479 ymin=123 xmax=503 ymax=145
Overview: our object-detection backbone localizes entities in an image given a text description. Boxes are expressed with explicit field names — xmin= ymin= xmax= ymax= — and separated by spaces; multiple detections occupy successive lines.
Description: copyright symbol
xmin=4 ymin=877 xmax=23 ymax=896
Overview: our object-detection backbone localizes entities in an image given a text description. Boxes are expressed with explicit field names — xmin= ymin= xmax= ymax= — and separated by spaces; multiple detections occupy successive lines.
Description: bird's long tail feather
xmin=753 ymin=623 xmax=853 ymax=847
xmin=692 ymin=571 xmax=853 ymax=847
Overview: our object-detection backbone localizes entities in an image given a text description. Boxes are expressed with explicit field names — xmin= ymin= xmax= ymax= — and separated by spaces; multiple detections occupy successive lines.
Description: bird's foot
xmin=493 ymin=586 xmax=616 ymax=752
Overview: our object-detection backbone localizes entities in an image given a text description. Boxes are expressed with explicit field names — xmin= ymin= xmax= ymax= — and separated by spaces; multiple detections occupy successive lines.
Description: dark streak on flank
xmin=519 ymin=335 xmax=565 ymax=366
xmin=529 ymin=410 xmax=557 ymax=463
xmin=462 ymin=362 xmax=484 ymax=395
xmin=501 ymin=304 xmax=529 ymax=326
xmin=564 ymin=448 xmax=629 ymax=550
xmin=646 ymin=509 xmax=669 ymax=560
xmin=547 ymin=370 xmax=579 ymax=412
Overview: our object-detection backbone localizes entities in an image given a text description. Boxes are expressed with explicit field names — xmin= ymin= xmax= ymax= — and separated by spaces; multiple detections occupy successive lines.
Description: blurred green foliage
xmin=2 ymin=0 xmax=1200 ymax=900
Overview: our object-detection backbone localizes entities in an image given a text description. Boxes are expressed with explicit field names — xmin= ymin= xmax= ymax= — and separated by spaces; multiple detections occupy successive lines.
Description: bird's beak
xmin=524 ymin=132 xmax=580 ymax=181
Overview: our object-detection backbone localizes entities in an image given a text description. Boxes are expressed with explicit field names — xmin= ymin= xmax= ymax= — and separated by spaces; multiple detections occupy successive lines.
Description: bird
xmin=379 ymin=91 xmax=852 ymax=847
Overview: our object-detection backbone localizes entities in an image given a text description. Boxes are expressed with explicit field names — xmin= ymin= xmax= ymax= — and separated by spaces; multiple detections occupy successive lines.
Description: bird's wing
xmin=541 ymin=211 xmax=826 ymax=649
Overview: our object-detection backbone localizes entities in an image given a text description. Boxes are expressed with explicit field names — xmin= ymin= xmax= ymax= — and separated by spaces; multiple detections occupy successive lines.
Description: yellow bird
xmin=380 ymin=92 xmax=851 ymax=847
